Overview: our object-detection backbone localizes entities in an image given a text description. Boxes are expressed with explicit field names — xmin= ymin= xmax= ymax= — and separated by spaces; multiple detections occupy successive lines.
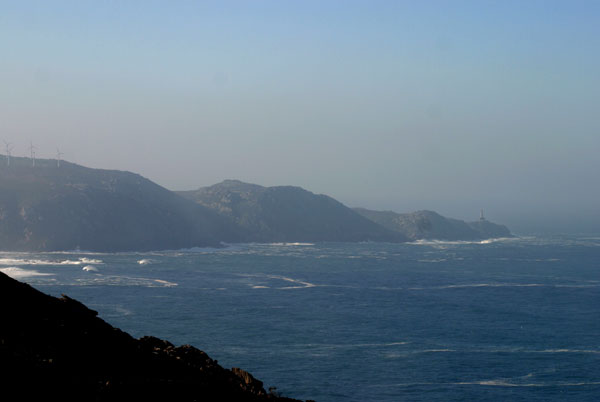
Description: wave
xmin=267 ymin=275 xmax=315 ymax=289
xmin=370 ymin=380 xmax=600 ymax=388
xmin=535 ymin=349 xmax=600 ymax=354
xmin=407 ymin=282 xmax=600 ymax=290
xmin=410 ymin=237 xmax=516 ymax=246
xmin=455 ymin=379 xmax=600 ymax=387
xmin=153 ymin=279 xmax=178 ymax=287
xmin=268 ymin=274 xmax=316 ymax=289
xmin=71 ymin=275 xmax=178 ymax=288
xmin=388 ymin=346 xmax=600 ymax=356
xmin=293 ymin=341 xmax=409 ymax=350
xmin=137 ymin=259 xmax=153 ymax=265
xmin=0 ymin=267 xmax=55 ymax=279
xmin=82 ymin=265 xmax=98 ymax=272
xmin=0 ymin=257 xmax=103 ymax=266
xmin=267 ymin=242 xmax=315 ymax=246
xmin=150 ymin=243 xmax=241 ymax=255
xmin=238 ymin=273 xmax=318 ymax=289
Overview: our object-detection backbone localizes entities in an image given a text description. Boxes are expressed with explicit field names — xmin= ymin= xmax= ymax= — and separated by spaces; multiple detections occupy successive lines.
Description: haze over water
xmin=2 ymin=1 xmax=599 ymax=234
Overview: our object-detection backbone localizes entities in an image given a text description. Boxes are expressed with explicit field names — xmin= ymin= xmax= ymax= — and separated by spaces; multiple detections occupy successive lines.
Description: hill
xmin=0 ymin=271 xmax=302 ymax=401
xmin=0 ymin=156 xmax=510 ymax=250
xmin=353 ymin=208 xmax=512 ymax=241
xmin=0 ymin=156 xmax=240 ymax=252
xmin=178 ymin=180 xmax=407 ymax=243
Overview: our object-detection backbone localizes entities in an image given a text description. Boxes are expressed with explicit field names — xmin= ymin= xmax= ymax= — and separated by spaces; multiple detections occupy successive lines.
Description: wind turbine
xmin=3 ymin=140 xmax=13 ymax=167
xmin=56 ymin=148 xmax=64 ymax=168
xmin=30 ymin=141 xmax=36 ymax=167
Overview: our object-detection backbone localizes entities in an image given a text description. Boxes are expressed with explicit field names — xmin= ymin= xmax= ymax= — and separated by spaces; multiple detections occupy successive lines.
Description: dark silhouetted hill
xmin=0 ymin=271 xmax=303 ymax=402
xmin=178 ymin=180 xmax=407 ymax=243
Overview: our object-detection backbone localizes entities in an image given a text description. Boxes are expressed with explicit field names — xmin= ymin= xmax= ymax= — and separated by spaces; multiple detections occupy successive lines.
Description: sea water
xmin=2 ymin=236 xmax=599 ymax=401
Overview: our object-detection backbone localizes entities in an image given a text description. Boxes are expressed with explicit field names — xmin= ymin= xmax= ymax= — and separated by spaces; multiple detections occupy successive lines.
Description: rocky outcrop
xmin=353 ymin=208 xmax=512 ymax=241
xmin=467 ymin=218 xmax=512 ymax=239
xmin=0 ymin=271 xmax=304 ymax=401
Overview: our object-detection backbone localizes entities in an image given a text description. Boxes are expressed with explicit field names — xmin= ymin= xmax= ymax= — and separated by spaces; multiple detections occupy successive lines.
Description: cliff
xmin=0 ymin=271 xmax=304 ymax=401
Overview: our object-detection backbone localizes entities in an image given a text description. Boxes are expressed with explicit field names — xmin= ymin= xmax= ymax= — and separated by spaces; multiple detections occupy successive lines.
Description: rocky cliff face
xmin=178 ymin=180 xmax=407 ymax=243
xmin=0 ymin=157 xmax=242 ymax=251
xmin=353 ymin=208 xmax=512 ymax=241
xmin=0 ymin=271 xmax=304 ymax=402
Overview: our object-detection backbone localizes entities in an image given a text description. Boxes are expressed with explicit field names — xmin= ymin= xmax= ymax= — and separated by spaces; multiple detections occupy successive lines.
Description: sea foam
xmin=0 ymin=267 xmax=54 ymax=279
xmin=0 ymin=257 xmax=103 ymax=266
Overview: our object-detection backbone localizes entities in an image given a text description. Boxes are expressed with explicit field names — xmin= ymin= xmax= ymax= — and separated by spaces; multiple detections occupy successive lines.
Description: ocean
xmin=2 ymin=236 xmax=599 ymax=401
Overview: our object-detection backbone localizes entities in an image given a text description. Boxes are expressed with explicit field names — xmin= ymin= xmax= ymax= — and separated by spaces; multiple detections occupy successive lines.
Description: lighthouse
xmin=480 ymin=209 xmax=485 ymax=221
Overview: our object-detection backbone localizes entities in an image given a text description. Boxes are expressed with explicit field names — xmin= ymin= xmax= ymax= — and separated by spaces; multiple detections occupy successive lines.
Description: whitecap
xmin=237 ymin=273 xmax=318 ymax=289
xmin=408 ymin=282 xmax=600 ymax=290
xmin=271 ymin=275 xmax=316 ymax=289
xmin=410 ymin=237 xmax=516 ymax=247
xmin=268 ymin=242 xmax=315 ymax=246
xmin=82 ymin=265 xmax=98 ymax=272
xmin=294 ymin=341 xmax=409 ymax=351
xmin=0 ymin=257 xmax=103 ymax=266
xmin=455 ymin=379 xmax=600 ymax=387
xmin=368 ymin=379 xmax=600 ymax=388
xmin=536 ymin=349 xmax=600 ymax=354
xmin=137 ymin=259 xmax=152 ymax=265
xmin=153 ymin=279 xmax=178 ymax=287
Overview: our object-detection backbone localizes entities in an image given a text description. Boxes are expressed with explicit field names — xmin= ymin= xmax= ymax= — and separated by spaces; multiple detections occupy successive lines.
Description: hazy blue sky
xmin=1 ymin=1 xmax=599 ymax=233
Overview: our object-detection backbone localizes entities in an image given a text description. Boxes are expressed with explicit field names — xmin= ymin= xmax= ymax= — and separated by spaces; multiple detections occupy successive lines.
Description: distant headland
xmin=0 ymin=156 xmax=511 ymax=252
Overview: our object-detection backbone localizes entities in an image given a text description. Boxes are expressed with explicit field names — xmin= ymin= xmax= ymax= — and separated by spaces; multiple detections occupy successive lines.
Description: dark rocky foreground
xmin=0 ymin=272 xmax=306 ymax=401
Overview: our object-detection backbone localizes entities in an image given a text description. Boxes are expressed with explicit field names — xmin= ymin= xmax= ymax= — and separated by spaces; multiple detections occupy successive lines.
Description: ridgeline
xmin=0 ymin=156 xmax=511 ymax=251
xmin=177 ymin=180 xmax=407 ymax=244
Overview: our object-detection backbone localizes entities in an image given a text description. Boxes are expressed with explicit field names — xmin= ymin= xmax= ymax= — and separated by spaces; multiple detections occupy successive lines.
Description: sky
xmin=1 ymin=1 xmax=599 ymax=233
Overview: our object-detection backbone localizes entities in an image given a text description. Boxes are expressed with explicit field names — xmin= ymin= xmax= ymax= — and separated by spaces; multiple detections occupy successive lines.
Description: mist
xmin=1 ymin=1 xmax=599 ymax=234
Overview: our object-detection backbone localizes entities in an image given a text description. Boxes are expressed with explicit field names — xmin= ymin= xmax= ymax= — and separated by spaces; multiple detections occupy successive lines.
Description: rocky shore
xmin=0 ymin=271 xmax=307 ymax=401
